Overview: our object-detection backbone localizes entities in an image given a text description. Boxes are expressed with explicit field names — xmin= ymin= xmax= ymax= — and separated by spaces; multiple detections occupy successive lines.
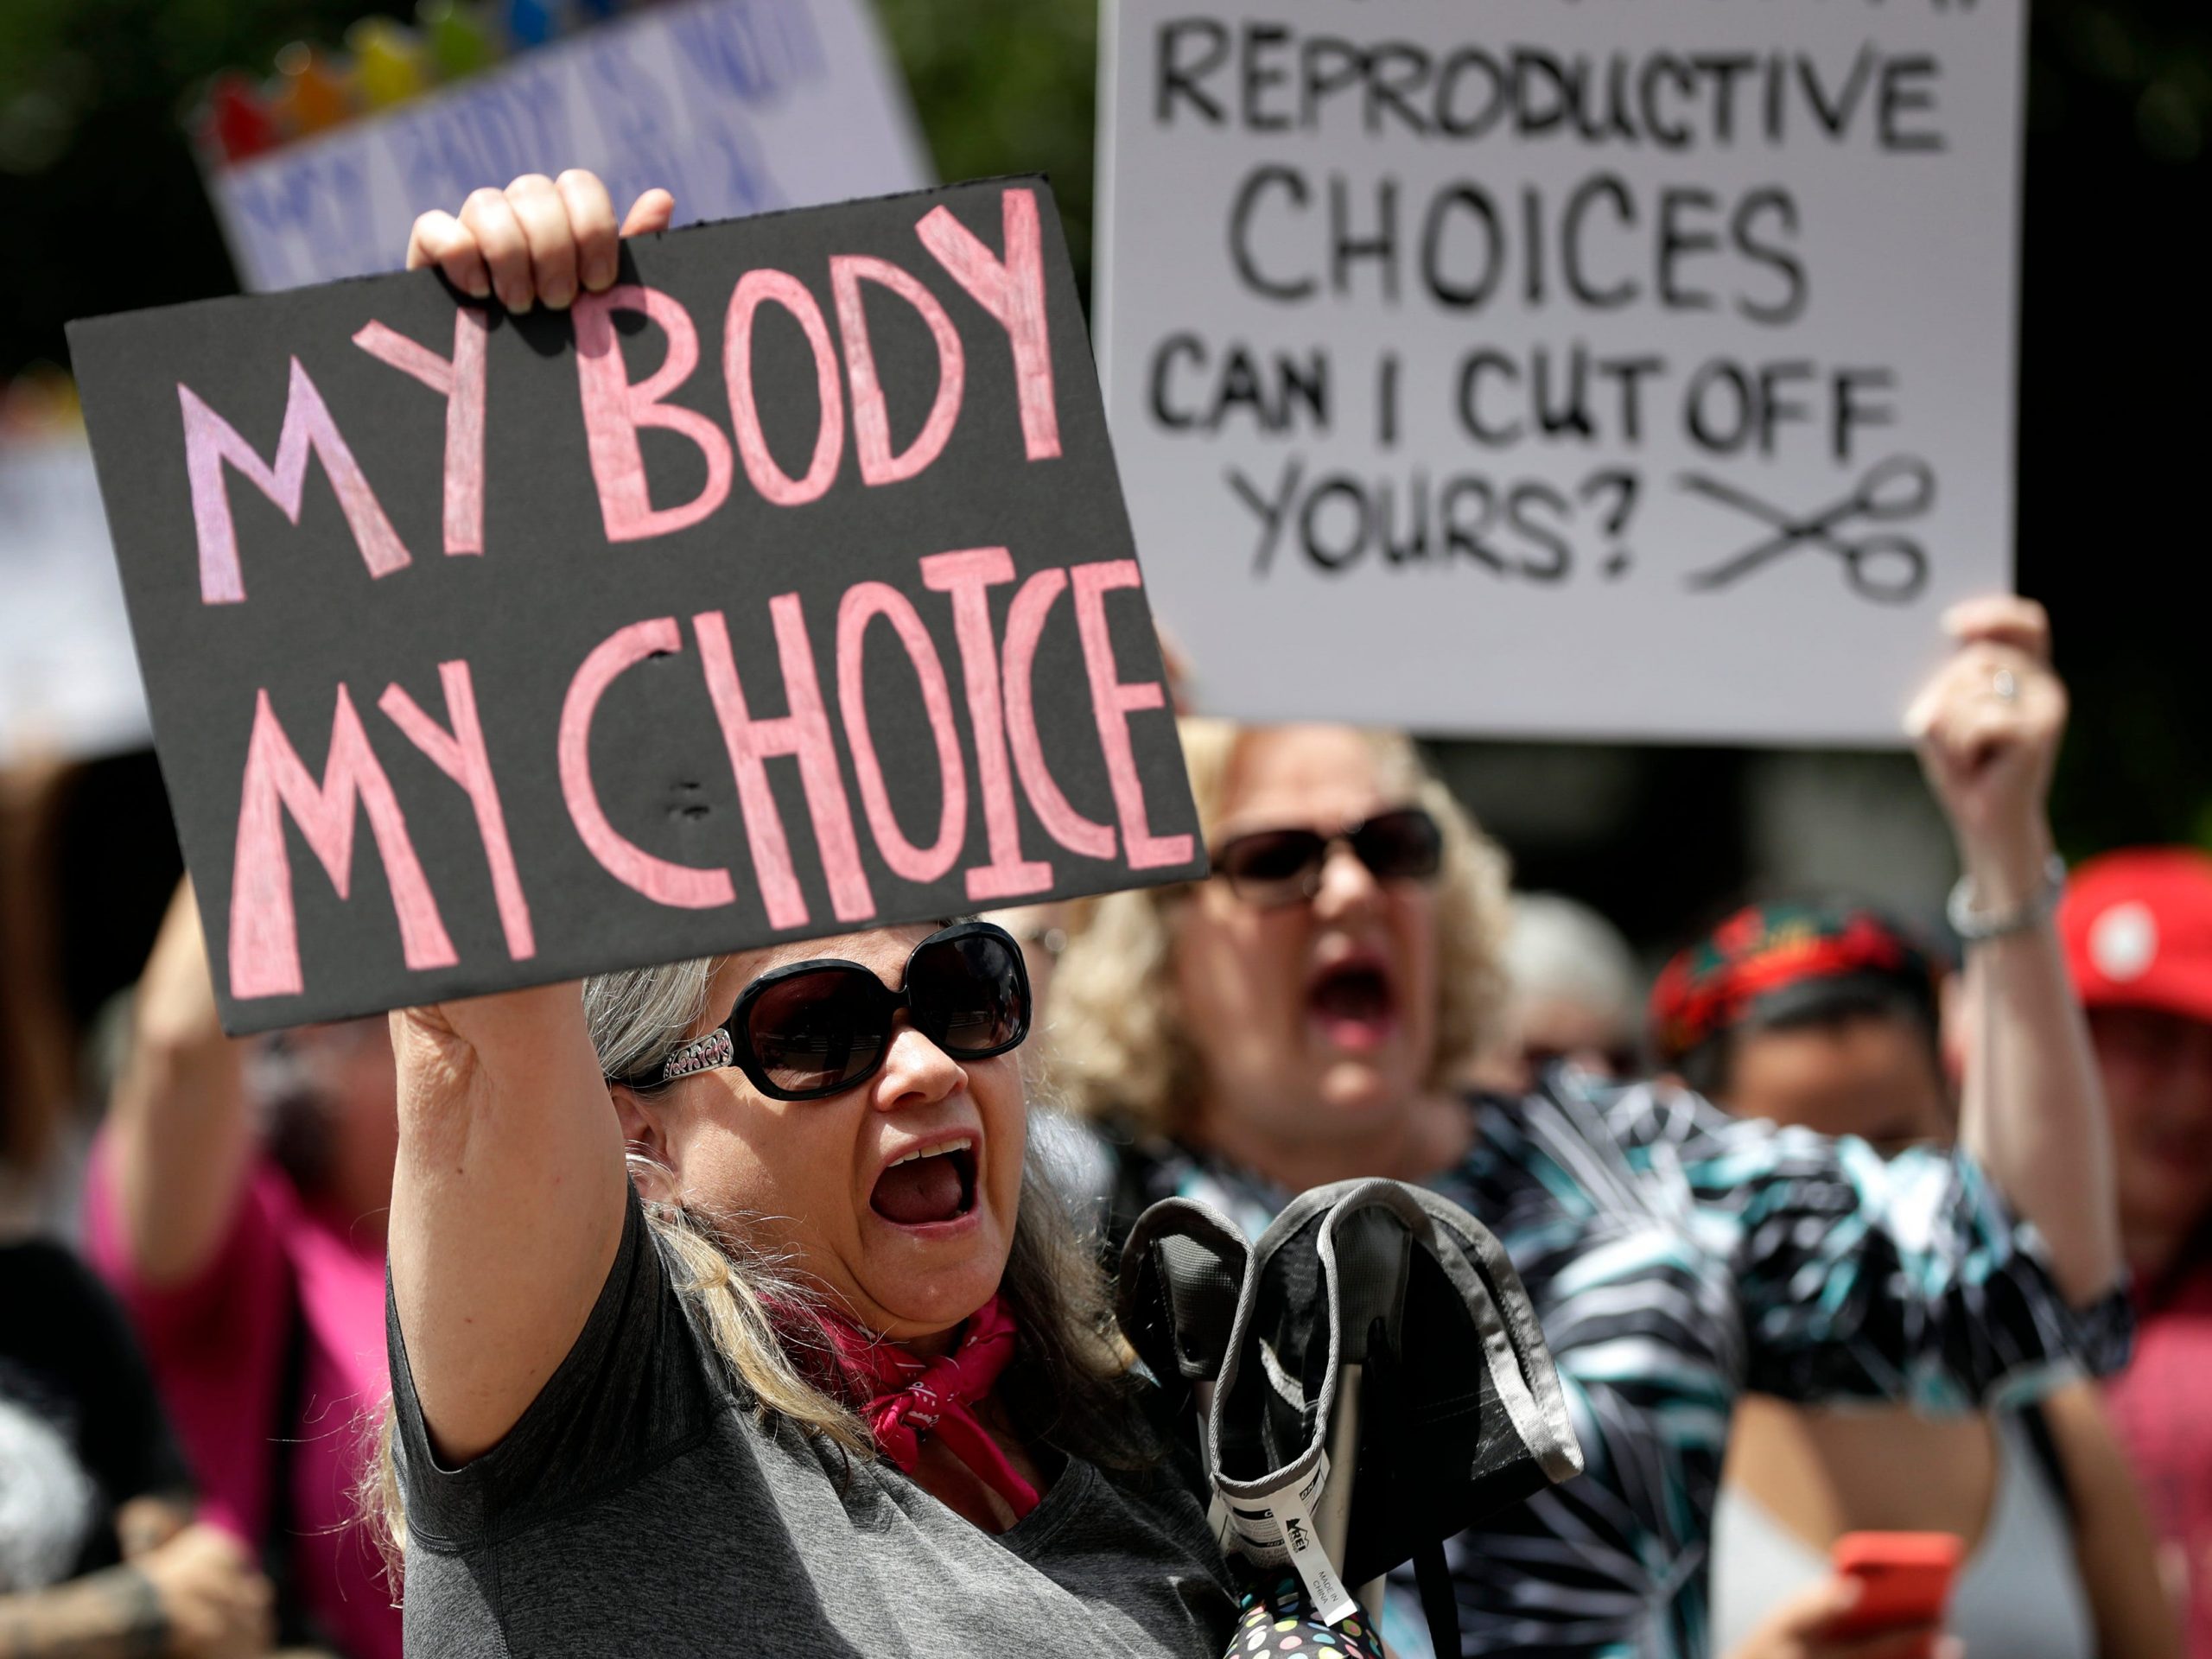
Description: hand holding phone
xmin=1826 ymin=1531 xmax=1965 ymax=1642
xmin=1726 ymin=1541 xmax=1966 ymax=1659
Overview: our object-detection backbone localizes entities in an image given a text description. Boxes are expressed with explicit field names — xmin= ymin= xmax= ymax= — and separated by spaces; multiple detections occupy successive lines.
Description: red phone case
xmin=1827 ymin=1531 xmax=1966 ymax=1638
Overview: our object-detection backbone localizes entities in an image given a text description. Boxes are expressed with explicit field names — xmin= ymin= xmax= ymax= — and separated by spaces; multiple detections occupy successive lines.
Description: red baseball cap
xmin=2058 ymin=849 xmax=2212 ymax=1025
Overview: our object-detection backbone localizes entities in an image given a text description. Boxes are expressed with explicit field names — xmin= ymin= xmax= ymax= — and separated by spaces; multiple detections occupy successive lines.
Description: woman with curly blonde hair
xmin=1052 ymin=718 xmax=1511 ymax=1185
xmin=1047 ymin=634 xmax=2133 ymax=1659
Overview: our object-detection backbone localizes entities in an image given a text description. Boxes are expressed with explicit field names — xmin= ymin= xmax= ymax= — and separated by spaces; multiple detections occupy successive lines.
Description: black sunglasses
xmin=622 ymin=921 xmax=1031 ymax=1102
xmin=1211 ymin=805 xmax=1444 ymax=908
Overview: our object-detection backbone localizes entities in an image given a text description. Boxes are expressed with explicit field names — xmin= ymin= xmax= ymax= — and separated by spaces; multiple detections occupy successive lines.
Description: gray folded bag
xmin=1119 ymin=1178 xmax=1583 ymax=1650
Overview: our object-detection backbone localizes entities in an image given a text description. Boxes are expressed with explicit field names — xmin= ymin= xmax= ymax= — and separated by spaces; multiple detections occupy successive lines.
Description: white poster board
xmin=1096 ymin=0 xmax=2024 ymax=745
xmin=205 ymin=0 xmax=931 ymax=293
xmin=0 ymin=436 xmax=149 ymax=766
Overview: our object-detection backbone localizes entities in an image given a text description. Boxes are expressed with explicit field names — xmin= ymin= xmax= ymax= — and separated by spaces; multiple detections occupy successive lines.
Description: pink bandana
xmin=823 ymin=1295 xmax=1039 ymax=1522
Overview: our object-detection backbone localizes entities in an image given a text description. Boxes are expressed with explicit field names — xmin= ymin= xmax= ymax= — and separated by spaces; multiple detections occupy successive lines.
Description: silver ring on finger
xmin=1990 ymin=668 xmax=2018 ymax=702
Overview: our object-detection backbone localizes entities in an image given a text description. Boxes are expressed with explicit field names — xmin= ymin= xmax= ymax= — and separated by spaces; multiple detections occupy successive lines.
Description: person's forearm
xmin=106 ymin=887 xmax=255 ymax=1286
xmin=0 ymin=1567 xmax=164 ymax=1659
xmin=1958 ymin=834 xmax=2125 ymax=1304
xmin=2044 ymin=1381 xmax=2185 ymax=1659
xmin=390 ymin=982 xmax=628 ymax=1465
xmin=108 ymin=1007 xmax=253 ymax=1286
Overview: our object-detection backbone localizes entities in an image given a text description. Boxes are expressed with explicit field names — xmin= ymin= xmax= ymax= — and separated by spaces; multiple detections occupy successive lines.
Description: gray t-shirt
xmin=389 ymin=1190 xmax=1236 ymax=1657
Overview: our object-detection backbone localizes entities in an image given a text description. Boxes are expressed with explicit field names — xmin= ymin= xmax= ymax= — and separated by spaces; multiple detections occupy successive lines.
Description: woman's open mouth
xmin=1305 ymin=953 xmax=1400 ymax=1054
xmin=869 ymin=1136 xmax=979 ymax=1228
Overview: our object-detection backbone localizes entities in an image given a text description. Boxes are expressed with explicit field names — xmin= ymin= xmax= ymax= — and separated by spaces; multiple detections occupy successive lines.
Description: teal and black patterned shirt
xmin=1110 ymin=1071 xmax=2133 ymax=1659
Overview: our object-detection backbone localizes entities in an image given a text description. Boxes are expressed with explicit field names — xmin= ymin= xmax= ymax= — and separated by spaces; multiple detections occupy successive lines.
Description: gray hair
xmin=582 ymin=957 xmax=718 ymax=1083
xmin=1503 ymin=893 xmax=1643 ymax=1044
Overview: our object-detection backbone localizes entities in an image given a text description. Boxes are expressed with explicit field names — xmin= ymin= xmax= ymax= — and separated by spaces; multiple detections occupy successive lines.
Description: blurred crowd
xmin=4 ymin=575 xmax=2208 ymax=1657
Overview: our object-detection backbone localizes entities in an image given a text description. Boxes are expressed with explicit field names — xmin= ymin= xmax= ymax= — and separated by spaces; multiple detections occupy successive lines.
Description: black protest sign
xmin=71 ymin=178 xmax=1203 ymax=1034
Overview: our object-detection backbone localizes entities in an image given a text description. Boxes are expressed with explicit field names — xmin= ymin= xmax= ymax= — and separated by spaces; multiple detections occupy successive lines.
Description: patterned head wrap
xmin=1649 ymin=900 xmax=1945 ymax=1070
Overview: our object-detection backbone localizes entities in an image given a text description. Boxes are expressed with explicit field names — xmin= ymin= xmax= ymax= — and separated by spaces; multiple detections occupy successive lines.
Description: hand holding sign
xmin=72 ymin=174 xmax=1203 ymax=1033
xmin=404 ymin=173 xmax=675 ymax=311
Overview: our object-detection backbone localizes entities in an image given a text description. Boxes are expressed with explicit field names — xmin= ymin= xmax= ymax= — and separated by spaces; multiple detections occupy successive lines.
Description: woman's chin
xmin=855 ymin=1237 xmax=1012 ymax=1338
xmin=1313 ymin=1055 xmax=1417 ymax=1119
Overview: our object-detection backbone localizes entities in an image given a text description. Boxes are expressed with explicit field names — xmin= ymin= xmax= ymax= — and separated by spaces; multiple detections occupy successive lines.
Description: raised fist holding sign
xmin=405 ymin=171 xmax=674 ymax=313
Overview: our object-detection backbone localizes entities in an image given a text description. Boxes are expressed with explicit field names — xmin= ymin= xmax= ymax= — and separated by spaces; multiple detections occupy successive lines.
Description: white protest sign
xmin=205 ymin=0 xmax=930 ymax=293
xmin=1096 ymin=0 xmax=2024 ymax=745
xmin=0 ymin=435 xmax=149 ymax=766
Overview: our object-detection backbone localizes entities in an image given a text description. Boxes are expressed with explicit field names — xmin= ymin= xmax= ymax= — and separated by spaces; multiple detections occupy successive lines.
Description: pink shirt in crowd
xmin=86 ymin=1137 xmax=400 ymax=1659
xmin=2107 ymin=1266 xmax=2212 ymax=1659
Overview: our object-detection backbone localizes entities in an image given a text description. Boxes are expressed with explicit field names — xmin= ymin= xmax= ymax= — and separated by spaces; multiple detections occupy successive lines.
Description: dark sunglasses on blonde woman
xmin=1210 ymin=805 xmax=1445 ymax=909
xmin=620 ymin=922 xmax=1032 ymax=1101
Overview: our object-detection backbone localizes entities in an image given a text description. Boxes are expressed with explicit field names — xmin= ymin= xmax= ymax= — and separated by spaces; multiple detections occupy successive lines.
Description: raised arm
xmin=387 ymin=170 xmax=676 ymax=1465
xmin=105 ymin=883 xmax=255 ymax=1285
xmin=1909 ymin=597 xmax=2122 ymax=1302
xmin=387 ymin=985 xmax=628 ymax=1463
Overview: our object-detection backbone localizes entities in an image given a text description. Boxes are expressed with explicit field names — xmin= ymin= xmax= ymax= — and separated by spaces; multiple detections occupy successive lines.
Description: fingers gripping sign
xmin=404 ymin=175 xmax=675 ymax=310
xmin=555 ymin=170 xmax=623 ymax=292
xmin=502 ymin=175 xmax=582 ymax=311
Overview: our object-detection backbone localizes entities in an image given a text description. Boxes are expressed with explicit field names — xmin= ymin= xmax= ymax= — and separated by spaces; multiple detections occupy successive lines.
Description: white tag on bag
xmin=1221 ymin=1454 xmax=1358 ymax=1626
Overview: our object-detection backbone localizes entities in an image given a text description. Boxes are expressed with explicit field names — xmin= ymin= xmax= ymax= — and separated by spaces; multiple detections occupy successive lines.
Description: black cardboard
xmin=70 ymin=177 xmax=1203 ymax=1033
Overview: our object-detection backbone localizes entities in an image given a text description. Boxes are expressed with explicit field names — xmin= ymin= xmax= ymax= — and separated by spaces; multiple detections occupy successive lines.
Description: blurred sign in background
xmin=0 ymin=378 xmax=146 ymax=768
xmin=200 ymin=0 xmax=929 ymax=290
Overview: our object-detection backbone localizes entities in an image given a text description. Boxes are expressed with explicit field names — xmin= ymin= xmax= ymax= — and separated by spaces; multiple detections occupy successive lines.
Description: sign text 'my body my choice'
xmin=75 ymin=180 xmax=1201 ymax=1033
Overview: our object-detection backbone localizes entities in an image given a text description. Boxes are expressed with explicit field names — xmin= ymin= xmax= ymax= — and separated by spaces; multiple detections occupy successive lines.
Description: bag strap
xmin=264 ymin=1287 xmax=321 ymax=1646
xmin=1414 ymin=1536 xmax=1459 ymax=1657
xmin=1365 ymin=1321 xmax=1460 ymax=1656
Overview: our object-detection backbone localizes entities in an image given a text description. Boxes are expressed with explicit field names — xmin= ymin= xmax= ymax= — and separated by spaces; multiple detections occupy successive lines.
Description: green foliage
xmin=874 ymin=0 xmax=1098 ymax=279
xmin=0 ymin=0 xmax=375 ymax=376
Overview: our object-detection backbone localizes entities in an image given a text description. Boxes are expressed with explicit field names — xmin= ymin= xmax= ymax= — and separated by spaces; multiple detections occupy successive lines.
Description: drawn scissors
xmin=1678 ymin=455 xmax=1935 ymax=604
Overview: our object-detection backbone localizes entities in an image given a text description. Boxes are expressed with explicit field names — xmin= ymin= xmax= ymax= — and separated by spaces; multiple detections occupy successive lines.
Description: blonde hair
xmin=1050 ymin=720 xmax=1512 ymax=1138
xmin=368 ymin=955 xmax=1136 ymax=1565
